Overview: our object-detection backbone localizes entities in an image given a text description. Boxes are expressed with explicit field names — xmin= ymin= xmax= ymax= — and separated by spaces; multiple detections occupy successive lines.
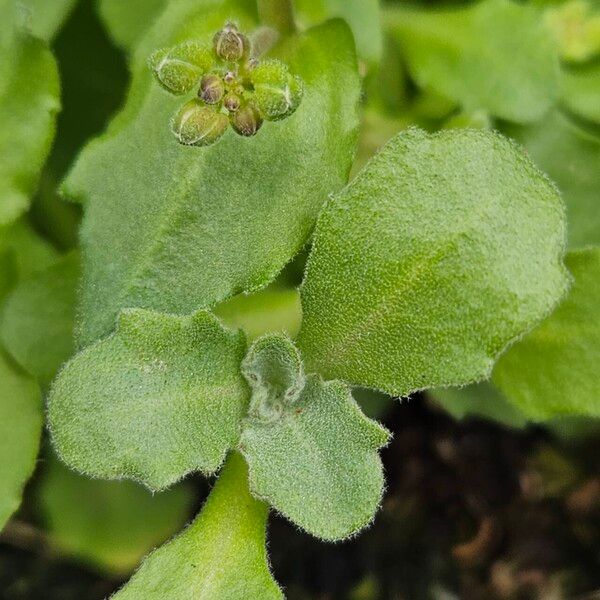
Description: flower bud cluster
xmin=148 ymin=22 xmax=304 ymax=147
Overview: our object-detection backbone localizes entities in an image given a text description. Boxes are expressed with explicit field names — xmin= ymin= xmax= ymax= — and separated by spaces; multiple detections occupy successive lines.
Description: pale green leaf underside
xmin=21 ymin=0 xmax=77 ymax=41
xmin=493 ymin=247 xmax=600 ymax=419
xmin=504 ymin=110 xmax=600 ymax=249
xmin=65 ymin=0 xmax=360 ymax=347
xmin=112 ymin=453 xmax=282 ymax=600
xmin=561 ymin=63 xmax=600 ymax=125
xmin=296 ymin=0 xmax=382 ymax=63
xmin=240 ymin=334 xmax=389 ymax=541
xmin=1 ymin=252 xmax=79 ymax=385
xmin=431 ymin=382 xmax=528 ymax=429
xmin=386 ymin=0 xmax=559 ymax=122
xmin=48 ymin=309 xmax=249 ymax=491
xmin=39 ymin=456 xmax=193 ymax=575
xmin=298 ymin=128 xmax=569 ymax=397
xmin=0 ymin=4 xmax=60 ymax=225
xmin=0 ymin=351 xmax=43 ymax=530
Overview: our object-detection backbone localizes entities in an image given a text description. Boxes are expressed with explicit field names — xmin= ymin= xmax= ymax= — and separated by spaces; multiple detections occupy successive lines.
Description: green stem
xmin=257 ymin=0 xmax=296 ymax=35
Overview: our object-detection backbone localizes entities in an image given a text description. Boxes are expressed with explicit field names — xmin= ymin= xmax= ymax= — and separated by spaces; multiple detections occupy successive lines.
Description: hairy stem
xmin=257 ymin=0 xmax=296 ymax=35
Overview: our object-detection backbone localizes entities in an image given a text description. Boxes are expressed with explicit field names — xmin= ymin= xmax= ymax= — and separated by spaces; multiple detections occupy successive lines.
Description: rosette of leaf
xmin=148 ymin=22 xmax=303 ymax=147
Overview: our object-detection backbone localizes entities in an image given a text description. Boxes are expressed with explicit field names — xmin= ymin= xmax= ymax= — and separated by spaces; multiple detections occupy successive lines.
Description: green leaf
xmin=64 ymin=2 xmax=360 ymax=347
xmin=561 ymin=63 xmax=600 ymax=124
xmin=39 ymin=456 xmax=194 ymax=575
xmin=0 ymin=351 xmax=43 ymax=530
xmin=240 ymin=334 xmax=389 ymax=541
xmin=113 ymin=453 xmax=282 ymax=600
xmin=431 ymin=382 xmax=528 ymax=429
xmin=386 ymin=0 xmax=559 ymax=122
xmin=21 ymin=0 xmax=77 ymax=41
xmin=295 ymin=0 xmax=382 ymax=63
xmin=214 ymin=286 xmax=302 ymax=342
xmin=493 ymin=247 xmax=600 ymax=419
xmin=96 ymin=0 xmax=167 ymax=52
xmin=1 ymin=252 xmax=79 ymax=385
xmin=0 ymin=1 xmax=60 ymax=226
xmin=298 ymin=128 xmax=569 ymax=396
xmin=504 ymin=110 xmax=600 ymax=249
xmin=48 ymin=309 xmax=249 ymax=491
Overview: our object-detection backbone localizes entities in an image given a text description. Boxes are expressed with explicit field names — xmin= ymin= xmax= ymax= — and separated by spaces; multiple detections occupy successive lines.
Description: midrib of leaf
xmin=319 ymin=238 xmax=456 ymax=371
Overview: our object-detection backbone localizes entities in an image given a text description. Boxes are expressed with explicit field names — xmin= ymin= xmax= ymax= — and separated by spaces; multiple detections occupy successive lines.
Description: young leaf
xmin=295 ymin=0 xmax=382 ymax=64
xmin=64 ymin=3 xmax=360 ymax=346
xmin=240 ymin=334 xmax=389 ymax=541
xmin=504 ymin=110 xmax=600 ymax=249
xmin=493 ymin=247 xmax=600 ymax=419
xmin=39 ymin=456 xmax=194 ymax=575
xmin=431 ymin=382 xmax=528 ymax=430
xmin=0 ymin=351 xmax=43 ymax=530
xmin=385 ymin=0 xmax=559 ymax=122
xmin=1 ymin=252 xmax=79 ymax=385
xmin=0 ymin=1 xmax=60 ymax=225
xmin=48 ymin=309 xmax=249 ymax=491
xmin=298 ymin=128 xmax=569 ymax=397
xmin=112 ymin=453 xmax=282 ymax=599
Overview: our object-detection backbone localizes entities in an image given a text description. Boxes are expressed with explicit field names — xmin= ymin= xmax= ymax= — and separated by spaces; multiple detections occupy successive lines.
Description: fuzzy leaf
xmin=296 ymin=0 xmax=382 ymax=63
xmin=97 ymin=0 xmax=167 ymax=51
xmin=504 ymin=110 xmax=600 ymax=249
xmin=39 ymin=456 xmax=193 ymax=575
xmin=65 ymin=2 xmax=359 ymax=347
xmin=1 ymin=252 xmax=79 ymax=385
xmin=386 ymin=0 xmax=559 ymax=122
xmin=493 ymin=247 xmax=600 ymax=419
xmin=48 ymin=309 xmax=249 ymax=491
xmin=113 ymin=453 xmax=282 ymax=600
xmin=240 ymin=334 xmax=389 ymax=541
xmin=298 ymin=128 xmax=569 ymax=396
xmin=561 ymin=63 xmax=600 ymax=125
xmin=21 ymin=0 xmax=77 ymax=41
xmin=0 ymin=351 xmax=43 ymax=530
xmin=0 ymin=1 xmax=60 ymax=225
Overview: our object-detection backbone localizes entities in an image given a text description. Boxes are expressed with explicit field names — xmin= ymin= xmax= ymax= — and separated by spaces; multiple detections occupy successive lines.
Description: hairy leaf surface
xmin=0 ymin=1 xmax=60 ymax=225
xmin=1 ymin=252 xmax=79 ymax=385
xmin=386 ymin=0 xmax=559 ymax=122
xmin=39 ymin=457 xmax=193 ymax=575
xmin=493 ymin=248 xmax=600 ymax=419
xmin=240 ymin=334 xmax=389 ymax=541
xmin=298 ymin=128 xmax=569 ymax=396
xmin=64 ymin=1 xmax=359 ymax=346
xmin=113 ymin=453 xmax=282 ymax=599
xmin=505 ymin=111 xmax=600 ymax=249
xmin=48 ymin=309 xmax=249 ymax=491
xmin=0 ymin=351 xmax=43 ymax=530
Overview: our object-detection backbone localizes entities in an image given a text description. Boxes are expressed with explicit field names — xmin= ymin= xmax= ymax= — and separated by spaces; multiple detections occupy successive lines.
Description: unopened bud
xmin=223 ymin=92 xmax=241 ymax=112
xmin=171 ymin=100 xmax=228 ymax=147
xmin=213 ymin=22 xmax=250 ymax=62
xmin=223 ymin=71 xmax=237 ymax=85
xmin=250 ymin=59 xmax=303 ymax=121
xmin=230 ymin=104 xmax=263 ymax=137
xmin=199 ymin=74 xmax=225 ymax=104
xmin=149 ymin=41 xmax=213 ymax=95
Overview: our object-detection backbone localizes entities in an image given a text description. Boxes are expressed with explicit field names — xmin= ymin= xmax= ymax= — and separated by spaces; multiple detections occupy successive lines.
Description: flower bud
xmin=199 ymin=74 xmax=225 ymax=104
xmin=149 ymin=41 xmax=213 ymax=95
xmin=171 ymin=100 xmax=228 ymax=147
xmin=213 ymin=22 xmax=250 ymax=62
xmin=223 ymin=92 xmax=241 ymax=112
xmin=250 ymin=59 xmax=303 ymax=121
xmin=230 ymin=104 xmax=263 ymax=137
